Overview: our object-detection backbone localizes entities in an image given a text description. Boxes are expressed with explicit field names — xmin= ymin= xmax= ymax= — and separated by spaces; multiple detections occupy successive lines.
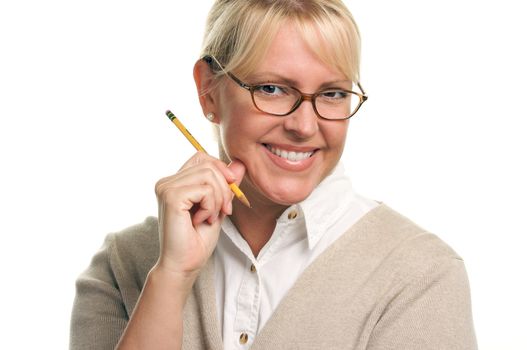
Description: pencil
xmin=165 ymin=110 xmax=251 ymax=208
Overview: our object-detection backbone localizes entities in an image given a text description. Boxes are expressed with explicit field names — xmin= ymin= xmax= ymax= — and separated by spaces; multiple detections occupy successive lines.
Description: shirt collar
xmin=295 ymin=163 xmax=356 ymax=249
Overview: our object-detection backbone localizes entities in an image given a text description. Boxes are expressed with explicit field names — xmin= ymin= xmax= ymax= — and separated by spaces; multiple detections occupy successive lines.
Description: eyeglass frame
xmin=202 ymin=55 xmax=368 ymax=121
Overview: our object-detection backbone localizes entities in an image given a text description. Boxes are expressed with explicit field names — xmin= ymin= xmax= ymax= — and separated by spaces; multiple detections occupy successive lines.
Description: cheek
xmin=217 ymin=98 xmax=259 ymax=161
xmin=216 ymin=86 xmax=246 ymax=152
xmin=325 ymin=122 xmax=349 ymax=155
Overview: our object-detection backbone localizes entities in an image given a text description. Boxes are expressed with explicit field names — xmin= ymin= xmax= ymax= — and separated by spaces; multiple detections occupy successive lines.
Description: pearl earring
xmin=206 ymin=112 xmax=215 ymax=122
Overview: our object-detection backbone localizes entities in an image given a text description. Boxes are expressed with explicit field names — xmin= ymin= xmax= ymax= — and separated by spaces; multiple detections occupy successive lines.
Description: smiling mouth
xmin=263 ymin=144 xmax=316 ymax=162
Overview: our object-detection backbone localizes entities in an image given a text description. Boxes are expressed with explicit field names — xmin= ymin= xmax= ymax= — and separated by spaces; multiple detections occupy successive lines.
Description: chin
xmin=254 ymin=178 xmax=318 ymax=206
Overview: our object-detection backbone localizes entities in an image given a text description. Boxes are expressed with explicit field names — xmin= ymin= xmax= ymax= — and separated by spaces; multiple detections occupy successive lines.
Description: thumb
xmin=227 ymin=159 xmax=246 ymax=185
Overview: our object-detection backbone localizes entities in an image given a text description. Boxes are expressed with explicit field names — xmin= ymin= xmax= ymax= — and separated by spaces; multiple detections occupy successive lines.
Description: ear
xmin=194 ymin=59 xmax=219 ymax=123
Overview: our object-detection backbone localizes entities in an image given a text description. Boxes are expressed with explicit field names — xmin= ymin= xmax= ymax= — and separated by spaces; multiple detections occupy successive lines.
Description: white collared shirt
xmin=214 ymin=164 xmax=379 ymax=349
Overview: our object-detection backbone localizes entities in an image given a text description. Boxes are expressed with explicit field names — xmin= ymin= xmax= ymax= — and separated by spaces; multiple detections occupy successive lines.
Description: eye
xmin=320 ymin=90 xmax=349 ymax=100
xmin=254 ymin=84 xmax=289 ymax=96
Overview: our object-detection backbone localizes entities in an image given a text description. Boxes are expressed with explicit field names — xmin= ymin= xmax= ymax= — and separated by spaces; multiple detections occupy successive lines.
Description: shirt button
xmin=239 ymin=332 xmax=249 ymax=344
xmin=288 ymin=210 xmax=298 ymax=220
xmin=250 ymin=264 xmax=256 ymax=273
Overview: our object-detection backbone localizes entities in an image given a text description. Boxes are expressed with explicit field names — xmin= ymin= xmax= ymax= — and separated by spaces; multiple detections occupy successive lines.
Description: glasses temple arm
xmin=202 ymin=55 xmax=251 ymax=91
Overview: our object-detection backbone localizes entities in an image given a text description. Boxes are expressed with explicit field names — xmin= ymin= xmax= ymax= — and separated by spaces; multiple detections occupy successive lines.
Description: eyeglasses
xmin=203 ymin=55 xmax=368 ymax=121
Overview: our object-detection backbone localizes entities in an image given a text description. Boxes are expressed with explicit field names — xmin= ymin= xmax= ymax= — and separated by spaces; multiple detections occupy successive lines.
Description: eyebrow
xmin=246 ymin=72 xmax=353 ymax=90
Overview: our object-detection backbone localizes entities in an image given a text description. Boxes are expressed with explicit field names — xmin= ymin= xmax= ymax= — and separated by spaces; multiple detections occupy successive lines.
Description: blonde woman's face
xmin=216 ymin=22 xmax=351 ymax=207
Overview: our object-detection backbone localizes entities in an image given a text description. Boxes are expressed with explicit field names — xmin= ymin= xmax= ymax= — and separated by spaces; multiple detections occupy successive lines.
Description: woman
xmin=70 ymin=1 xmax=477 ymax=349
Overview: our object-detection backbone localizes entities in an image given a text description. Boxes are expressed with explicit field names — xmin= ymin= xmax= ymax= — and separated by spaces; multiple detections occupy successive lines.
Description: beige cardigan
xmin=70 ymin=204 xmax=477 ymax=349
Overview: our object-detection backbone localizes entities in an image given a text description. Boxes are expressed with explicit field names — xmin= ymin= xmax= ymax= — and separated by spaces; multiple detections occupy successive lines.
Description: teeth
xmin=265 ymin=144 xmax=314 ymax=162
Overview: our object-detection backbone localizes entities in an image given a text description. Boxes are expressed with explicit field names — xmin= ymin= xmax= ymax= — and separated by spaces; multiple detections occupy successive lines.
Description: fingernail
xmin=226 ymin=169 xmax=236 ymax=182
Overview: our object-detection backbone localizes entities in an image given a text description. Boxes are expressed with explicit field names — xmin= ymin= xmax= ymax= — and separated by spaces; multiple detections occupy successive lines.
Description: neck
xmin=229 ymin=184 xmax=288 ymax=258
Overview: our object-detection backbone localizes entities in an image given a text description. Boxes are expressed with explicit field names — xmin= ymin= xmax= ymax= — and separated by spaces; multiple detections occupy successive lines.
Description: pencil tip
xmin=239 ymin=195 xmax=251 ymax=208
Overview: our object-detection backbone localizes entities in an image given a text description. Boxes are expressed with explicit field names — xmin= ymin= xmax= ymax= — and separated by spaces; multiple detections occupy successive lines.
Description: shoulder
xmin=354 ymin=205 xmax=477 ymax=348
xmin=351 ymin=202 xmax=460 ymax=258
xmin=378 ymin=203 xmax=460 ymax=261
xmin=325 ymin=203 xmax=473 ymax=326
xmin=109 ymin=216 xmax=159 ymax=258
xmin=102 ymin=217 xmax=160 ymax=290
xmin=72 ymin=216 xmax=161 ymax=339
xmin=335 ymin=203 xmax=464 ymax=286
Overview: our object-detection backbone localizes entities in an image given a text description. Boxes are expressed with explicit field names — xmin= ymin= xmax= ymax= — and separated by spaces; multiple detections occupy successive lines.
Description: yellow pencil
xmin=165 ymin=110 xmax=251 ymax=208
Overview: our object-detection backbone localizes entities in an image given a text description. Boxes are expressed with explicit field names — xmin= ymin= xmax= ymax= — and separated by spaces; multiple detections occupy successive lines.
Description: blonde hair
xmin=201 ymin=0 xmax=362 ymax=83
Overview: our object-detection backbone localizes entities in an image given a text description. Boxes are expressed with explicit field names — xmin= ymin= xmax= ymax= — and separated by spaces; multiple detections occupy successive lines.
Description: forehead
xmin=249 ymin=22 xmax=348 ymax=85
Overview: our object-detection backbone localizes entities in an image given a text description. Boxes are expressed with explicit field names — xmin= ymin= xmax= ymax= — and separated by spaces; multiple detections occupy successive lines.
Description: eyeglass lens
xmin=251 ymin=84 xmax=360 ymax=119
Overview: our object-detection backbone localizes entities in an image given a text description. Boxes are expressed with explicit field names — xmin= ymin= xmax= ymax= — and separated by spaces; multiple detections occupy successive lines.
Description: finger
xmin=157 ymin=152 xmax=235 ymax=215
xmin=179 ymin=152 xmax=236 ymax=182
xmin=203 ymin=161 xmax=234 ymax=215
xmin=180 ymin=155 xmax=235 ymax=215
xmin=190 ymin=186 xmax=220 ymax=226
xmin=162 ymin=169 xmax=225 ymax=220
xmin=174 ymin=183 xmax=218 ymax=226
xmin=178 ymin=151 xmax=210 ymax=171
xmin=227 ymin=159 xmax=246 ymax=186
xmin=157 ymin=163 xmax=226 ymax=199
xmin=182 ymin=166 xmax=230 ymax=216
xmin=157 ymin=152 xmax=212 ymax=187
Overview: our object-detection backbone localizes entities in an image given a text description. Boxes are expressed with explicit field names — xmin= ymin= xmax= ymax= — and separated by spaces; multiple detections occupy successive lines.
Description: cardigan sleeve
xmin=69 ymin=233 xmax=128 ymax=350
xmin=366 ymin=257 xmax=478 ymax=350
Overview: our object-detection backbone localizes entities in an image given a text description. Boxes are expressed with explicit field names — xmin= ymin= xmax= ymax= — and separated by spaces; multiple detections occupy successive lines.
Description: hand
xmin=153 ymin=152 xmax=245 ymax=281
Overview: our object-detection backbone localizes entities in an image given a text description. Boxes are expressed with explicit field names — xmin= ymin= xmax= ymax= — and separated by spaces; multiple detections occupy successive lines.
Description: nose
xmin=283 ymin=100 xmax=319 ymax=139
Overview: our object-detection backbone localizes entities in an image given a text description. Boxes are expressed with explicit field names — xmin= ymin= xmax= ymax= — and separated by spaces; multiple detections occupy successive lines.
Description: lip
xmin=262 ymin=143 xmax=318 ymax=171
xmin=264 ymin=143 xmax=319 ymax=153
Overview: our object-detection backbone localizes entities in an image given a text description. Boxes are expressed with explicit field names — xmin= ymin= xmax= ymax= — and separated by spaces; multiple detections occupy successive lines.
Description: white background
xmin=1 ymin=1 xmax=525 ymax=349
